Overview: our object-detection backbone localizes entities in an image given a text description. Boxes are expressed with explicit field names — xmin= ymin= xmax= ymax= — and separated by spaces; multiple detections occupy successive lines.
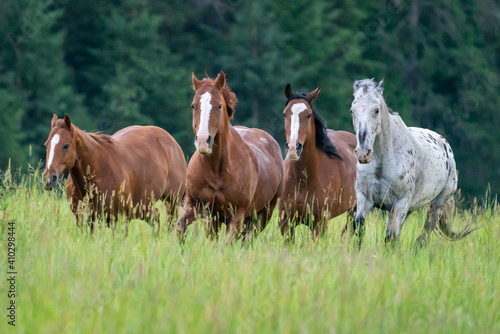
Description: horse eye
xmin=282 ymin=113 xmax=286 ymax=118
xmin=63 ymin=144 xmax=70 ymax=150
xmin=374 ymin=108 xmax=379 ymax=114
xmin=218 ymin=104 xmax=222 ymax=109
xmin=191 ymin=104 xmax=195 ymax=109
xmin=307 ymin=114 xmax=312 ymax=119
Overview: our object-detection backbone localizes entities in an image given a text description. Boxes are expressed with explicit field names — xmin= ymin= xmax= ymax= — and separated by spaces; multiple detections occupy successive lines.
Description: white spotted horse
xmin=350 ymin=79 xmax=477 ymax=246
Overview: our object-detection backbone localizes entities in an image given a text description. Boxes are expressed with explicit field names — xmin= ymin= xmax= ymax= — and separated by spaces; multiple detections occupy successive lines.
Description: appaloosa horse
xmin=350 ymin=79 xmax=476 ymax=245
xmin=175 ymin=72 xmax=284 ymax=241
xmin=42 ymin=114 xmax=187 ymax=232
xmin=279 ymin=84 xmax=357 ymax=241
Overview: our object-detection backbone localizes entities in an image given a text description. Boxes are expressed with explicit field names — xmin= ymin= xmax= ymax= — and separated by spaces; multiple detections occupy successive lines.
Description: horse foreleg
xmin=150 ymin=206 xmax=161 ymax=237
xmin=226 ymin=208 xmax=246 ymax=243
xmin=312 ymin=219 xmax=327 ymax=242
xmin=241 ymin=216 xmax=254 ymax=244
xmin=204 ymin=215 xmax=221 ymax=240
xmin=164 ymin=193 xmax=182 ymax=230
xmin=245 ymin=203 xmax=275 ymax=243
xmin=353 ymin=194 xmax=373 ymax=248
xmin=278 ymin=209 xmax=295 ymax=243
xmin=175 ymin=195 xmax=198 ymax=240
xmin=341 ymin=206 xmax=356 ymax=239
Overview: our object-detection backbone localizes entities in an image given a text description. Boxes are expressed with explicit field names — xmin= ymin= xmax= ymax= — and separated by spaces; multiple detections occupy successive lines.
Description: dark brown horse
xmin=279 ymin=84 xmax=357 ymax=240
xmin=175 ymin=72 xmax=284 ymax=241
xmin=42 ymin=114 xmax=187 ymax=231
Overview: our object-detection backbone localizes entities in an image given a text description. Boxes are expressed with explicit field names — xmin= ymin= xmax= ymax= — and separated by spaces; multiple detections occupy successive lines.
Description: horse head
xmin=191 ymin=71 xmax=237 ymax=155
xmin=42 ymin=114 xmax=77 ymax=190
xmin=283 ymin=84 xmax=321 ymax=161
xmin=351 ymin=79 xmax=384 ymax=164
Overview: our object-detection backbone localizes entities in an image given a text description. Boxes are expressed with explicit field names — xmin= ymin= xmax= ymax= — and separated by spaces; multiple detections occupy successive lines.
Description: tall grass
xmin=0 ymin=168 xmax=498 ymax=333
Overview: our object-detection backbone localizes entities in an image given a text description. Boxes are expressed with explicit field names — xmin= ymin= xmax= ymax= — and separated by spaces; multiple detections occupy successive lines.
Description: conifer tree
xmin=0 ymin=0 xmax=87 ymax=168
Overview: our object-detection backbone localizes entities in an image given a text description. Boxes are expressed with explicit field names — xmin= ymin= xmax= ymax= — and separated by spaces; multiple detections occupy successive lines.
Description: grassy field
xmin=1 ymin=168 xmax=498 ymax=333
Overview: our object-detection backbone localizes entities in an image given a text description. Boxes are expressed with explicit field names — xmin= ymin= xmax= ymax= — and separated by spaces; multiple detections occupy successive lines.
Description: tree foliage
xmin=0 ymin=0 xmax=498 ymax=199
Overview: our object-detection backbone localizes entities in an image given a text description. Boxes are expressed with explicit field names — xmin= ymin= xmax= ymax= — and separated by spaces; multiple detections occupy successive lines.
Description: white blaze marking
xmin=197 ymin=92 xmax=212 ymax=137
xmin=47 ymin=134 xmax=60 ymax=169
xmin=289 ymin=103 xmax=307 ymax=143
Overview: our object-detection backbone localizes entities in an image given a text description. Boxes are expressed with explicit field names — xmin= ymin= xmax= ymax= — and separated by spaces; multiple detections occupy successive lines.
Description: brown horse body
xmin=176 ymin=72 xmax=284 ymax=240
xmin=279 ymin=85 xmax=357 ymax=240
xmin=42 ymin=114 xmax=186 ymax=229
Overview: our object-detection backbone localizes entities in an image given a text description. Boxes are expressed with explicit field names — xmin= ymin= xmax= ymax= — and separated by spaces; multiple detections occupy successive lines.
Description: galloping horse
xmin=350 ymin=79 xmax=476 ymax=245
xmin=279 ymin=84 xmax=357 ymax=241
xmin=42 ymin=114 xmax=187 ymax=231
xmin=175 ymin=72 xmax=284 ymax=240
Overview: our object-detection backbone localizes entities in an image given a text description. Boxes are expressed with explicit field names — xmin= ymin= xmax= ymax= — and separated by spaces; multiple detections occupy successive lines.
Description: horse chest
xmin=191 ymin=170 xmax=251 ymax=208
xmin=283 ymin=175 xmax=327 ymax=214
xmin=359 ymin=161 xmax=416 ymax=209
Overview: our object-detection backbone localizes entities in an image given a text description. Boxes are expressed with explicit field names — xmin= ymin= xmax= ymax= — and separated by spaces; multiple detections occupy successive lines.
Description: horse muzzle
xmin=42 ymin=173 xmax=59 ymax=191
xmin=286 ymin=140 xmax=303 ymax=161
xmin=354 ymin=147 xmax=372 ymax=164
xmin=195 ymin=134 xmax=214 ymax=155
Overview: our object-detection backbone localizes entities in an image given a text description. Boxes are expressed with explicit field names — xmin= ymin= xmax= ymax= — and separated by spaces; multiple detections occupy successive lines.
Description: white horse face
xmin=351 ymin=79 xmax=384 ymax=164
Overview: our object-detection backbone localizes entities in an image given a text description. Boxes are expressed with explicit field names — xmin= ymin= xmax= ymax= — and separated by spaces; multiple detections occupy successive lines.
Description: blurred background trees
xmin=0 ymin=0 xmax=498 ymax=200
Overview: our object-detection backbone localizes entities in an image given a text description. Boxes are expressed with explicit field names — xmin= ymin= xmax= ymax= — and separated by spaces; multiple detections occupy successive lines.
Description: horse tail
xmin=435 ymin=200 xmax=481 ymax=240
xmin=436 ymin=218 xmax=480 ymax=240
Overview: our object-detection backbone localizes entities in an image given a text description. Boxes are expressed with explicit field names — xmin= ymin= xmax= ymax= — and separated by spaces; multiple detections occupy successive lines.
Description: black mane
xmin=285 ymin=92 xmax=342 ymax=160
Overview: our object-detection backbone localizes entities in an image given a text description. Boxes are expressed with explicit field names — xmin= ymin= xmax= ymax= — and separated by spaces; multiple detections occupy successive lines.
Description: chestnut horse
xmin=175 ymin=72 xmax=284 ymax=240
xmin=42 ymin=114 xmax=187 ymax=232
xmin=279 ymin=84 xmax=357 ymax=241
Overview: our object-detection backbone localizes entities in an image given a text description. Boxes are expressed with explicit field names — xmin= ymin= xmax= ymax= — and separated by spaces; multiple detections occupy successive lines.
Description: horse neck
xmin=201 ymin=121 xmax=231 ymax=173
xmin=373 ymin=98 xmax=408 ymax=159
xmin=69 ymin=127 xmax=108 ymax=196
xmin=289 ymin=130 xmax=320 ymax=181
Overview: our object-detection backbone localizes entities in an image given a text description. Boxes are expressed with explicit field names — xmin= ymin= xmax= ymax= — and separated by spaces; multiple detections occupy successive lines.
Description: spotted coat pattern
xmin=350 ymin=79 xmax=461 ymax=244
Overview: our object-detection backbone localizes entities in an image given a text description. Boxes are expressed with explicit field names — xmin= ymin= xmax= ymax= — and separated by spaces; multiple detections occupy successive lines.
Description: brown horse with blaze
xmin=175 ymin=72 xmax=284 ymax=241
xmin=279 ymin=84 xmax=357 ymax=241
xmin=42 ymin=114 xmax=187 ymax=232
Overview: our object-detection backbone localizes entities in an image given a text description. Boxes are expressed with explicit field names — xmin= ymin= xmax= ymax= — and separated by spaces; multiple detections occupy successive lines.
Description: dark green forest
xmin=0 ymin=0 xmax=499 ymax=200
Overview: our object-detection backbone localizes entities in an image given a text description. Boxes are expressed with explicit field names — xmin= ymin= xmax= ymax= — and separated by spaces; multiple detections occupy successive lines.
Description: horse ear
xmin=192 ymin=72 xmax=202 ymax=91
xmin=376 ymin=79 xmax=384 ymax=93
xmin=353 ymin=80 xmax=361 ymax=95
xmin=284 ymin=84 xmax=293 ymax=99
xmin=215 ymin=71 xmax=226 ymax=90
xmin=51 ymin=114 xmax=58 ymax=128
xmin=306 ymin=86 xmax=321 ymax=102
xmin=63 ymin=113 xmax=72 ymax=130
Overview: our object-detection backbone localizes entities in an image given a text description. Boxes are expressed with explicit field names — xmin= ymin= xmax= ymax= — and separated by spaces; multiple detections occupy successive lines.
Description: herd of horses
xmin=41 ymin=71 xmax=476 ymax=246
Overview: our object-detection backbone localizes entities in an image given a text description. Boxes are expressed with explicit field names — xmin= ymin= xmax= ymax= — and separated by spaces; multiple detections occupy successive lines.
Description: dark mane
xmin=285 ymin=92 xmax=342 ymax=160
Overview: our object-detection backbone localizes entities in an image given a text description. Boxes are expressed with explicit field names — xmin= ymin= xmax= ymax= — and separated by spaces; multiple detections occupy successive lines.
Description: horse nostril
xmin=285 ymin=142 xmax=289 ymax=149
xmin=51 ymin=175 xmax=58 ymax=184
xmin=296 ymin=141 xmax=303 ymax=155
xmin=367 ymin=149 xmax=372 ymax=156
xmin=206 ymin=136 xmax=212 ymax=145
